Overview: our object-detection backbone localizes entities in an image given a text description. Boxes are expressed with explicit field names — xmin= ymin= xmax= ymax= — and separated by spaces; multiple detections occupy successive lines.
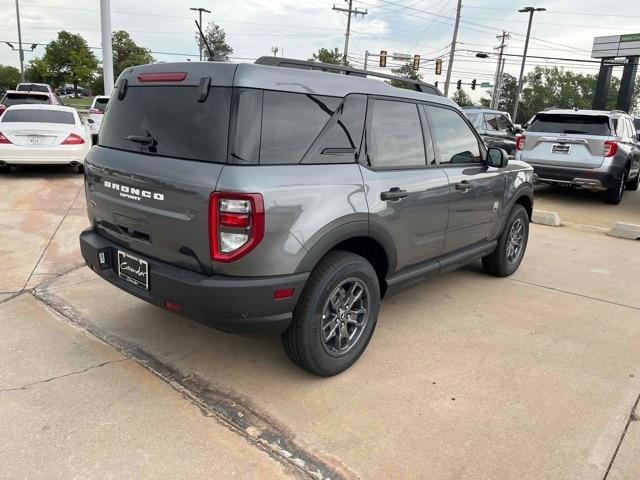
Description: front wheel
xmin=282 ymin=250 xmax=380 ymax=377
xmin=482 ymin=205 xmax=529 ymax=277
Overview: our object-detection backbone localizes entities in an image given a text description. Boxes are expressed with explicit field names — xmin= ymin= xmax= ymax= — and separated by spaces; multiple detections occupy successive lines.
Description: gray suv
xmin=463 ymin=107 xmax=520 ymax=156
xmin=517 ymin=109 xmax=640 ymax=204
xmin=79 ymin=58 xmax=534 ymax=376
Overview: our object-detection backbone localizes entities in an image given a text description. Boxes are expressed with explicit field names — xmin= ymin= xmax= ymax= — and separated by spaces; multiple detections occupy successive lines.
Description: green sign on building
xmin=620 ymin=33 xmax=640 ymax=42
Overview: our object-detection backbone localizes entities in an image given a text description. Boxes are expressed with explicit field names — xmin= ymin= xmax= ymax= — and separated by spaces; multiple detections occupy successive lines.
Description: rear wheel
xmin=0 ymin=164 xmax=10 ymax=174
xmin=76 ymin=164 xmax=84 ymax=174
xmin=482 ymin=205 xmax=529 ymax=277
xmin=282 ymin=250 xmax=380 ymax=376
xmin=625 ymin=169 xmax=640 ymax=191
xmin=604 ymin=168 xmax=628 ymax=204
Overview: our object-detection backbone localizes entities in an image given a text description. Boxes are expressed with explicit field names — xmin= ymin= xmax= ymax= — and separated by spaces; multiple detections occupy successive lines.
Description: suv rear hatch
xmin=85 ymin=63 xmax=237 ymax=275
xmin=520 ymin=113 xmax=612 ymax=169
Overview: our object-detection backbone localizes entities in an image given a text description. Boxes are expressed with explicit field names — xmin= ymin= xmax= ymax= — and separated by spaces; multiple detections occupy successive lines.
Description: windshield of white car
xmin=1 ymin=109 xmax=75 ymax=124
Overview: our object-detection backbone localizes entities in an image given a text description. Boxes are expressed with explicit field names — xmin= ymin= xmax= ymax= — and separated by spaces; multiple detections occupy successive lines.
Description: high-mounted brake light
xmin=604 ymin=140 xmax=618 ymax=157
xmin=61 ymin=133 xmax=85 ymax=145
xmin=137 ymin=72 xmax=187 ymax=83
xmin=0 ymin=131 xmax=12 ymax=144
xmin=210 ymin=192 xmax=265 ymax=263
xmin=515 ymin=135 xmax=526 ymax=151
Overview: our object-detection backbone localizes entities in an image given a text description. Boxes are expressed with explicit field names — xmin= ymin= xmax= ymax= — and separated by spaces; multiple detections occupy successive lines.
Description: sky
xmin=1 ymin=0 xmax=640 ymax=102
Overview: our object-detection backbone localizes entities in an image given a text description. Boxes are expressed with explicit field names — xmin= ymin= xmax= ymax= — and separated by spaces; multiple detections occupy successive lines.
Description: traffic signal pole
xmin=14 ymin=0 xmax=24 ymax=81
xmin=100 ymin=0 xmax=114 ymax=95
xmin=443 ymin=0 xmax=462 ymax=96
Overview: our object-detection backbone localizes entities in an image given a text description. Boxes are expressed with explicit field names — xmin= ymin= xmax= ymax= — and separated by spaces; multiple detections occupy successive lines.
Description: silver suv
xmin=79 ymin=58 xmax=534 ymax=376
xmin=517 ymin=109 xmax=640 ymax=204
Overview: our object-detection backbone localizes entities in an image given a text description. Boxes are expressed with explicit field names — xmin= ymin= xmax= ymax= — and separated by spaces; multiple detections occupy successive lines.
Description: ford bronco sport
xmin=79 ymin=58 xmax=534 ymax=376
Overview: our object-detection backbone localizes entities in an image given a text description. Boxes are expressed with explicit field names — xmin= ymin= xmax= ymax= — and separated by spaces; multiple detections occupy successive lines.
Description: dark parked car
xmin=517 ymin=109 xmax=640 ymax=204
xmin=0 ymin=91 xmax=62 ymax=117
xmin=463 ymin=107 xmax=521 ymax=156
xmin=79 ymin=58 xmax=534 ymax=376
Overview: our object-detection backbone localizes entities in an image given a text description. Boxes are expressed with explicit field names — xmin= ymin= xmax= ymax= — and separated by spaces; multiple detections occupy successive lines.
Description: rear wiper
xmin=123 ymin=130 xmax=158 ymax=152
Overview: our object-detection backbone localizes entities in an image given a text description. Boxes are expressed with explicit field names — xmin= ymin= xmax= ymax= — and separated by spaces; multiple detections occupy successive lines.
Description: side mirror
xmin=486 ymin=147 xmax=509 ymax=168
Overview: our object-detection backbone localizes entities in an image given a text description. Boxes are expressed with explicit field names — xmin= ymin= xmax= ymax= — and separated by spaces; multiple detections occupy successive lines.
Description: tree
xmin=43 ymin=31 xmax=98 ymax=95
xmin=0 ymin=65 xmax=21 ymax=93
xmin=452 ymin=88 xmax=474 ymax=107
xmin=388 ymin=63 xmax=422 ymax=90
xmin=112 ymin=30 xmax=154 ymax=78
xmin=308 ymin=47 xmax=346 ymax=65
xmin=24 ymin=58 xmax=51 ymax=84
xmin=196 ymin=21 xmax=233 ymax=61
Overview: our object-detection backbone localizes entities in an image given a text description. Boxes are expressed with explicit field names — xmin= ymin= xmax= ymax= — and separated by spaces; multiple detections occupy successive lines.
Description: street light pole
xmin=512 ymin=6 xmax=546 ymax=121
xmin=14 ymin=0 xmax=24 ymax=81
xmin=100 ymin=0 xmax=114 ymax=95
xmin=190 ymin=7 xmax=211 ymax=62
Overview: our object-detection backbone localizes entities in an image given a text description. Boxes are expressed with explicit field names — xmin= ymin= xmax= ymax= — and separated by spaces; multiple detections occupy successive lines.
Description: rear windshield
xmin=99 ymin=86 xmax=231 ymax=163
xmin=528 ymin=113 xmax=611 ymax=135
xmin=17 ymin=84 xmax=49 ymax=93
xmin=2 ymin=93 xmax=50 ymax=106
xmin=94 ymin=97 xmax=109 ymax=111
xmin=1 ymin=109 xmax=74 ymax=124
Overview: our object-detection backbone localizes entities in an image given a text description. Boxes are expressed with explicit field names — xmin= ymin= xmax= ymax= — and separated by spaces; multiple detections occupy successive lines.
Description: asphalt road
xmin=1 ymin=165 xmax=639 ymax=479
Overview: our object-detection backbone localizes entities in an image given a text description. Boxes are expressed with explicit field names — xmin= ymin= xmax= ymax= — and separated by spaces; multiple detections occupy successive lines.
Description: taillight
xmin=0 ymin=131 xmax=11 ymax=144
xmin=515 ymin=135 xmax=526 ymax=151
xmin=604 ymin=140 xmax=618 ymax=157
xmin=88 ymin=108 xmax=103 ymax=114
xmin=0 ymin=105 xmax=6 ymax=116
xmin=209 ymin=192 xmax=265 ymax=262
xmin=61 ymin=133 xmax=85 ymax=145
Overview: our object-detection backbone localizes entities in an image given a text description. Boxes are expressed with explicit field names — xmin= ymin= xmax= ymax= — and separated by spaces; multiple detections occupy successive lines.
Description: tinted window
xmin=496 ymin=114 xmax=512 ymax=131
xmin=368 ymin=100 xmax=425 ymax=168
xmin=304 ymin=94 xmax=366 ymax=164
xmin=484 ymin=113 xmax=499 ymax=131
xmin=528 ymin=114 xmax=611 ymax=135
xmin=466 ymin=112 xmax=484 ymax=129
xmin=230 ymin=88 xmax=263 ymax=164
xmin=94 ymin=98 xmax=109 ymax=112
xmin=99 ymin=86 xmax=231 ymax=163
xmin=260 ymin=91 xmax=341 ymax=164
xmin=1 ymin=109 xmax=74 ymax=124
xmin=17 ymin=84 xmax=49 ymax=93
xmin=2 ymin=93 xmax=50 ymax=106
xmin=428 ymin=106 xmax=481 ymax=164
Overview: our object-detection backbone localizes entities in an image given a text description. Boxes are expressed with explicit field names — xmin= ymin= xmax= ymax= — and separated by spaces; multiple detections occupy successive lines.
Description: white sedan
xmin=0 ymin=104 xmax=92 ymax=172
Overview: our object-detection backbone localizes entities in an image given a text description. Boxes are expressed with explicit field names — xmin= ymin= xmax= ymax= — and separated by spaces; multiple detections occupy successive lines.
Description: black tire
xmin=482 ymin=204 xmax=529 ymax=277
xmin=604 ymin=169 xmax=627 ymax=204
xmin=625 ymin=169 xmax=640 ymax=191
xmin=77 ymin=164 xmax=84 ymax=174
xmin=282 ymin=250 xmax=381 ymax=377
xmin=0 ymin=164 xmax=10 ymax=174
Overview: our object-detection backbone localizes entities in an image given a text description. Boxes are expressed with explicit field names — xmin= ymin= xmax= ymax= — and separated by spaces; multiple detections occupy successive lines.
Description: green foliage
xmin=0 ymin=65 xmax=21 ymax=93
xmin=89 ymin=74 xmax=104 ymax=96
xmin=308 ymin=47 xmax=346 ymax=65
xmin=43 ymin=31 xmax=98 ymax=95
xmin=197 ymin=21 xmax=233 ymax=61
xmin=112 ymin=30 xmax=154 ymax=77
xmin=451 ymin=88 xmax=474 ymax=107
xmin=25 ymin=57 xmax=51 ymax=84
xmin=388 ymin=63 xmax=422 ymax=90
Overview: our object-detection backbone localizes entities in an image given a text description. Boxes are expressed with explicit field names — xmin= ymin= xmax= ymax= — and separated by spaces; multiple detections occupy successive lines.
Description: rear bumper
xmin=0 ymin=144 xmax=90 ymax=165
xmin=79 ymin=229 xmax=308 ymax=335
xmin=528 ymin=163 xmax=621 ymax=190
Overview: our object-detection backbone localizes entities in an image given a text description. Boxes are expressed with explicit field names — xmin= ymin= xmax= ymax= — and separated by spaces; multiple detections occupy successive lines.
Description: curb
xmin=608 ymin=222 xmax=640 ymax=240
xmin=532 ymin=209 xmax=561 ymax=227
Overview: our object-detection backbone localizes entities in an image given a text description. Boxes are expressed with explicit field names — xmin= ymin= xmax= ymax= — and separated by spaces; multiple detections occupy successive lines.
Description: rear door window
xmin=1 ymin=109 xmax=74 ymax=124
xmin=2 ymin=93 xmax=50 ymax=106
xmin=428 ymin=106 xmax=482 ymax=165
xmin=484 ymin=113 xmax=500 ymax=131
xmin=259 ymin=91 xmax=341 ymax=165
xmin=367 ymin=99 xmax=426 ymax=168
xmin=98 ymin=86 xmax=231 ymax=163
xmin=496 ymin=114 xmax=513 ymax=131
xmin=528 ymin=114 xmax=611 ymax=136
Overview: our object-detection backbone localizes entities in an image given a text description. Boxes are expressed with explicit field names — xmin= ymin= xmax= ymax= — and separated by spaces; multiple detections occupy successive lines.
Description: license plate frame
xmin=552 ymin=144 xmax=571 ymax=154
xmin=117 ymin=250 xmax=149 ymax=291
xmin=27 ymin=135 xmax=47 ymax=145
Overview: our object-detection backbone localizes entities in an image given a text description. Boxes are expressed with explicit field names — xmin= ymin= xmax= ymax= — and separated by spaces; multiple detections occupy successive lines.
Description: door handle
xmin=455 ymin=181 xmax=474 ymax=192
xmin=381 ymin=187 xmax=408 ymax=202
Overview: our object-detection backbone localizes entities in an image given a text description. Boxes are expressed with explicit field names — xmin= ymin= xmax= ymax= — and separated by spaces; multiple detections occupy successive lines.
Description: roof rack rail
xmin=610 ymin=109 xmax=627 ymax=114
xmin=254 ymin=56 xmax=442 ymax=96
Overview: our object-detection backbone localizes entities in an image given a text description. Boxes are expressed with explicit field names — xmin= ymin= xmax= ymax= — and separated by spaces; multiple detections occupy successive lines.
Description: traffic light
xmin=412 ymin=54 xmax=420 ymax=72
xmin=434 ymin=81 xmax=438 ymax=88
xmin=435 ymin=58 xmax=442 ymax=75
xmin=379 ymin=50 xmax=387 ymax=68
xmin=456 ymin=79 xmax=462 ymax=90
xmin=471 ymin=79 xmax=477 ymax=90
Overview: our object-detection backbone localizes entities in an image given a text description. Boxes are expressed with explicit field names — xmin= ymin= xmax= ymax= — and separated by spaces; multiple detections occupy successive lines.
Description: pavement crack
xmin=0 ymin=359 xmax=127 ymax=393
xmin=602 ymin=390 xmax=640 ymax=480
xmin=508 ymin=278 xmax=640 ymax=312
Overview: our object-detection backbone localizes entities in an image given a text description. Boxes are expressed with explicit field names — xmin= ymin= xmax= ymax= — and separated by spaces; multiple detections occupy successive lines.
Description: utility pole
xmin=364 ymin=50 xmax=369 ymax=70
xmin=14 ymin=0 xmax=24 ymax=81
xmin=494 ymin=57 xmax=506 ymax=110
xmin=100 ymin=0 xmax=114 ymax=95
xmin=271 ymin=46 xmax=279 ymax=57
xmin=491 ymin=31 xmax=509 ymax=109
xmin=332 ymin=0 xmax=367 ymax=65
xmin=443 ymin=0 xmax=462 ymax=96
xmin=513 ymin=6 xmax=546 ymax=121
xmin=190 ymin=7 xmax=211 ymax=61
